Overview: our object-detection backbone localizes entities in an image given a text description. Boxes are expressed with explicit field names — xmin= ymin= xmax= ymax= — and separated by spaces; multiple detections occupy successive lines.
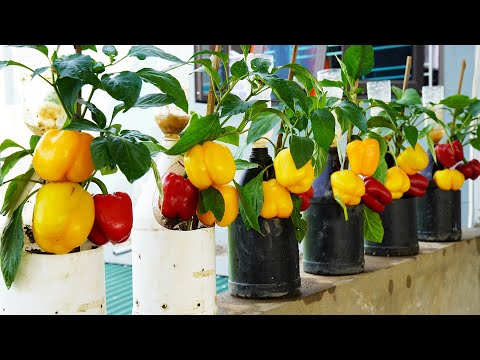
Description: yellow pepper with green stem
xmin=397 ymin=143 xmax=429 ymax=175
xmin=273 ymin=148 xmax=314 ymax=194
xmin=433 ymin=169 xmax=465 ymax=191
xmin=330 ymin=170 xmax=366 ymax=206
xmin=385 ymin=166 xmax=410 ymax=199
xmin=259 ymin=179 xmax=293 ymax=219
xmin=184 ymin=141 xmax=236 ymax=190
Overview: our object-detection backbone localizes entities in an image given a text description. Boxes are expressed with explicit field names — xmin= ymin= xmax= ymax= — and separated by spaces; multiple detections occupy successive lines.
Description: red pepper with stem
xmin=88 ymin=177 xmax=133 ymax=246
xmin=361 ymin=176 xmax=392 ymax=213
xmin=404 ymin=173 xmax=429 ymax=198
xmin=160 ymin=172 xmax=199 ymax=221
xmin=435 ymin=140 xmax=464 ymax=168
xmin=297 ymin=186 xmax=314 ymax=211
xmin=456 ymin=159 xmax=480 ymax=180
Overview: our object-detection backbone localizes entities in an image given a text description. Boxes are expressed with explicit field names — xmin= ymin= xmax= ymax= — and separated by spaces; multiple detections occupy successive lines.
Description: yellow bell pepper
xmin=184 ymin=141 xmax=236 ymax=190
xmin=259 ymin=179 xmax=293 ymax=219
xmin=273 ymin=148 xmax=314 ymax=194
xmin=433 ymin=169 xmax=465 ymax=191
xmin=330 ymin=170 xmax=366 ymax=206
xmin=346 ymin=138 xmax=380 ymax=177
xmin=385 ymin=166 xmax=411 ymax=199
xmin=198 ymin=184 xmax=239 ymax=227
xmin=32 ymin=129 xmax=95 ymax=183
xmin=33 ymin=182 xmax=95 ymax=254
xmin=397 ymin=143 xmax=429 ymax=175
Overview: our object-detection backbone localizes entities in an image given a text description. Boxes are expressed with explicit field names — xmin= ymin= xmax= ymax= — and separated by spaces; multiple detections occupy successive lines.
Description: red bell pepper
xmin=435 ymin=140 xmax=464 ymax=168
xmin=456 ymin=159 xmax=480 ymax=180
xmin=404 ymin=173 xmax=429 ymax=198
xmin=361 ymin=176 xmax=392 ymax=213
xmin=88 ymin=192 xmax=133 ymax=246
xmin=160 ymin=172 xmax=199 ymax=221
xmin=298 ymin=186 xmax=314 ymax=211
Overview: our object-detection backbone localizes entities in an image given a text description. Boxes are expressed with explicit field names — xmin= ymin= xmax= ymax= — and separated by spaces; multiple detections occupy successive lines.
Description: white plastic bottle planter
xmin=0 ymin=247 xmax=106 ymax=315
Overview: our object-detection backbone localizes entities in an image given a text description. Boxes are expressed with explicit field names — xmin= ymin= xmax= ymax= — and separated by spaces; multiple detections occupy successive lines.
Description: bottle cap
xmin=154 ymin=105 xmax=190 ymax=138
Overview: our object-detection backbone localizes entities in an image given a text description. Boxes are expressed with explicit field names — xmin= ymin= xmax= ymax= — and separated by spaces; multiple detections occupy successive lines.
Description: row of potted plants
xmin=0 ymin=45 xmax=478 ymax=314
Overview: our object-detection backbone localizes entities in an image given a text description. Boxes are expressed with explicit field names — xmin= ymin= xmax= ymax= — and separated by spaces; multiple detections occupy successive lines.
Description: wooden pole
xmin=402 ymin=56 xmax=412 ymax=91
xmin=206 ymin=45 xmax=222 ymax=115
xmin=457 ymin=59 xmax=467 ymax=95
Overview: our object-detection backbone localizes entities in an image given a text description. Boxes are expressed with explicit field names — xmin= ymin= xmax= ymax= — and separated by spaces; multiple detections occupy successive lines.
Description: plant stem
xmin=80 ymin=88 xmax=96 ymax=120
xmin=89 ymin=177 xmax=109 ymax=195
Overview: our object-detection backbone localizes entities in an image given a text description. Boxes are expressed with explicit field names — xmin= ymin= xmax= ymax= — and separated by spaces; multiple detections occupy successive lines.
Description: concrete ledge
xmin=217 ymin=228 xmax=480 ymax=314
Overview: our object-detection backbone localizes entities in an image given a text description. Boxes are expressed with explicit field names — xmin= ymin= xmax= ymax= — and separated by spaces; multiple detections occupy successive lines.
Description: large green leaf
xmin=290 ymin=135 xmax=314 ymax=169
xmin=113 ymin=93 xmax=175 ymax=118
xmin=363 ymin=206 xmax=384 ymax=243
xmin=234 ymin=180 xmax=262 ymax=233
xmin=275 ymin=63 xmax=320 ymax=94
xmin=235 ymin=159 xmax=259 ymax=170
xmin=0 ymin=139 xmax=24 ymax=154
xmin=53 ymin=54 xmax=101 ymax=88
xmin=257 ymin=74 xmax=309 ymax=112
xmin=11 ymin=45 xmax=48 ymax=57
xmin=165 ymin=113 xmax=221 ymax=155
xmin=106 ymin=136 xmax=151 ymax=183
xmin=367 ymin=116 xmax=397 ymax=131
xmin=404 ymin=125 xmax=418 ymax=148
xmin=391 ymin=86 xmax=403 ymax=100
xmin=372 ymin=158 xmax=387 ymax=184
xmin=101 ymin=71 xmax=142 ymax=111
xmin=470 ymin=138 xmax=480 ymax=151
xmin=220 ymin=94 xmax=258 ymax=118
xmin=246 ymin=111 xmax=281 ymax=145
xmin=250 ymin=58 xmax=272 ymax=73
xmin=198 ymin=187 xmax=225 ymax=221
xmin=192 ymin=58 xmax=221 ymax=86
xmin=128 ymin=45 xmax=187 ymax=64
xmin=63 ymin=119 xmax=102 ymax=132
xmin=217 ymin=126 xmax=239 ymax=146
xmin=240 ymin=45 xmax=251 ymax=58
xmin=230 ymin=59 xmax=248 ymax=78
xmin=396 ymin=88 xmax=422 ymax=106
xmin=313 ymin=145 xmax=328 ymax=179
xmin=76 ymin=99 xmax=106 ymax=128
xmin=0 ymin=150 xmax=31 ymax=186
xmin=291 ymin=195 xmax=307 ymax=243
xmin=467 ymin=99 xmax=480 ymax=117
xmin=344 ymin=45 xmax=374 ymax=81
xmin=311 ymin=108 xmax=335 ymax=152
xmin=440 ymin=94 xmax=472 ymax=110
xmin=56 ymin=77 xmax=82 ymax=115
xmin=0 ymin=60 xmax=31 ymax=72
xmin=102 ymin=45 xmax=118 ymax=58
xmin=369 ymin=99 xmax=397 ymax=124
xmin=189 ymin=50 xmax=229 ymax=69
xmin=90 ymin=137 xmax=115 ymax=171
xmin=1 ymin=168 xmax=35 ymax=216
xmin=334 ymin=100 xmax=368 ymax=132
xmin=136 ymin=68 xmax=188 ymax=113
xmin=32 ymin=66 xmax=51 ymax=79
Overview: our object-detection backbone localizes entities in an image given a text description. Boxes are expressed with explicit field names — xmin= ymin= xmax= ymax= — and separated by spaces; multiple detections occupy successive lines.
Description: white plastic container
xmin=0 ymin=246 xmax=106 ymax=315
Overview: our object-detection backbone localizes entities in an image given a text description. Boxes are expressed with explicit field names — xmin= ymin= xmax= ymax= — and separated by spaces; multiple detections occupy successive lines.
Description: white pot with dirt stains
xmin=0 ymin=246 xmax=106 ymax=315
xmin=131 ymin=225 xmax=217 ymax=315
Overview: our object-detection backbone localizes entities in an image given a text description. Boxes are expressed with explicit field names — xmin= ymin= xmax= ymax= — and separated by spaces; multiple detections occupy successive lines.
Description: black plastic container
xmin=303 ymin=147 xmax=365 ymax=275
xmin=227 ymin=146 xmax=300 ymax=298
xmin=415 ymin=150 xmax=462 ymax=241
xmin=364 ymin=197 xmax=419 ymax=256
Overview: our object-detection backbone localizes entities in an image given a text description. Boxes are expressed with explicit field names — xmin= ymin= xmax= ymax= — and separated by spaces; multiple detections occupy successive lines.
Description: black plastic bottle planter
xmin=416 ymin=150 xmax=462 ymax=242
xmin=227 ymin=147 xmax=300 ymax=298
xmin=364 ymin=197 xmax=419 ymax=256
xmin=303 ymin=148 xmax=365 ymax=275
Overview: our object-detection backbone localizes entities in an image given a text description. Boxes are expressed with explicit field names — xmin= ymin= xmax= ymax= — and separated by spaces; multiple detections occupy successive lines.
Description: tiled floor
xmin=105 ymin=263 xmax=229 ymax=315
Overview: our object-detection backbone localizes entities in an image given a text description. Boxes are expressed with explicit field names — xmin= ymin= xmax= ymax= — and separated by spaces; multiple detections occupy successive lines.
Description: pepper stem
xmin=90 ymin=177 xmax=109 ymax=195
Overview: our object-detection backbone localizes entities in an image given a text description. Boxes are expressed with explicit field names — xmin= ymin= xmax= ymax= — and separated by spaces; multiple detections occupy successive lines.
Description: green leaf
xmin=81 ymin=45 xmax=97 ymax=52
xmin=290 ymin=195 xmax=307 ymax=243
xmin=63 ymin=119 xmax=102 ymax=132
xmin=11 ymin=45 xmax=48 ymax=57
xmin=1 ymin=198 xmax=28 ymax=289
xmin=120 ymin=130 xmax=160 ymax=144
xmin=391 ymin=86 xmax=403 ymax=100
xmin=165 ymin=113 xmax=221 ymax=155
xmin=143 ymin=142 xmax=167 ymax=158
xmin=289 ymin=135 xmax=314 ymax=169
xmin=418 ymin=123 xmax=436 ymax=139
xmin=372 ymin=158 xmax=387 ymax=184
xmin=101 ymin=71 xmax=142 ymax=111
xmin=404 ymin=125 xmax=418 ymax=148
xmin=311 ymin=108 xmax=335 ymax=153
xmin=477 ymin=124 xmax=480 ymax=138
xmin=192 ymin=58 xmax=221 ymax=86
xmin=128 ymin=45 xmax=187 ymax=64
xmin=240 ymin=45 xmax=251 ymax=58
xmin=334 ymin=100 xmax=368 ymax=133
xmin=344 ymin=45 xmax=374 ymax=81
xmin=217 ymin=126 xmax=239 ymax=146
xmin=247 ymin=111 xmax=281 ymax=144
xmin=468 ymin=99 xmax=480 ymax=117
xmin=363 ymin=206 xmax=384 ymax=243
xmin=220 ymin=94 xmax=258 ymax=118
xmin=275 ymin=63 xmax=320 ymax=94
xmin=128 ymin=93 xmax=175 ymax=110
xmin=470 ymin=138 xmax=480 ymax=151
xmin=440 ymin=94 xmax=472 ymax=110
xmin=397 ymin=88 xmax=422 ymax=106
xmin=99 ymin=164 xmax=118 ymax=176
xmin=53 ymin=54 xmax=101 ymax=88
xmin=235 ymin=159 xmax=259 ymax=170
xmin=189 ymin=50 xmax=229 ymax=69
xmin=234 ymin=179 xmax=262 ymax=234
xmin=1 ymin=168 xmax=35 ymax=216
xmin=0 ymin=60 xmax=31 ymax=72
xmin=136 ymin=68 xmax=188 ymax=113
xmin=369 ymin=99 xmax=397 ymax=124
xmin=0 ymin=150 xmax=31 ymax=186
xmin=251 ymin=58 xmax=271 ymax=73
xmin=313 ymin=145 xmax=328 ymax=178
xmin=334 ymin=195 xmax=349 ymax=221
xmin=106 ymin=136 xmax=151 ymax=183
xmin=0 ymin=139 xmax=24 ymax=154
xmin=56 ymin=77 xmax=82 ymax=115
xmin=29 ymin=135 xmax=40 ymax=151
xmin=258 ymin=74 xmax=309 ymax=113
xmin=319 ymin=79 xmax=344 ymax=88
xmin=367 ymin=116 xmax=397 ymax=131
xmin=426 ymin=135 xmax=437 ymax=164
xmin=90 ymin=137 xmax=114 ymax=171
xmin=102 ymin=45 xmax=118 ymax=57
xmin=230 ymin=59 xmax=248 ymax=78
xmin=199 ymin=187 xmax=225 ymax=221
xmin=32 ymin=66 xmax=50 ymax=79
xmin=77 ymin=99 xmax=106 ymax=128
